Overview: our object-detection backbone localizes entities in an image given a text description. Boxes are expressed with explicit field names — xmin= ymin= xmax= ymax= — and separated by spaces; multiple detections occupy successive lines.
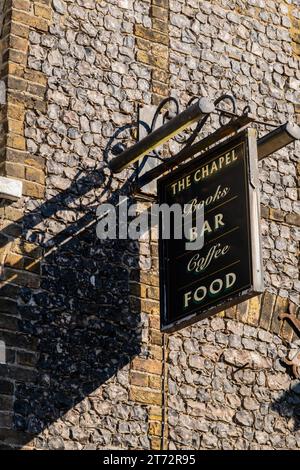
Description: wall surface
xmin=167 ymin=0 xmax=300 ymax=450
xmin=0 ymin=0 xmax=299 ymax=450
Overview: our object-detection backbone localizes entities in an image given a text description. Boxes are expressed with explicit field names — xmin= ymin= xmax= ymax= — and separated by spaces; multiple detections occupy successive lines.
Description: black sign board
xmin=158 ymin=129 xmax=264 ymax=332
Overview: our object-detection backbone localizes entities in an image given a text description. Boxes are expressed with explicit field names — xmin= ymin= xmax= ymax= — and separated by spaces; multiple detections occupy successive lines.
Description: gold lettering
xmin=225 ymin=151 xmax=232 ymax=165
xmin=194 ymin=169 xmax=201 ymax=182
xmin=219 ymin=156 xmax=225 ymax=168
xmin=178 ymin=179 xmax=185 ymax=192
xmin=214 ymin=213 xmax=225 ymax=229
xmin=170 ymin=145 xmax=240 ymax=195
xmin=211 ymin=161 xmax=218 ymax=173
xmin=201 ymin=220 xmax=212 ymax=236
xmin=202 ymin=165 xmax=210 ymax=178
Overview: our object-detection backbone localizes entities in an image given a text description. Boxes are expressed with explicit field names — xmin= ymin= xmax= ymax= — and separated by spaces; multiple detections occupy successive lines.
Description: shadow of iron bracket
xmin=282 ymin=353 xmax=300 ymax=379
xmin=279 ymin=311 xmax=300 ymax=338
xmin=279 ymin=311 xmax=300 ymax=379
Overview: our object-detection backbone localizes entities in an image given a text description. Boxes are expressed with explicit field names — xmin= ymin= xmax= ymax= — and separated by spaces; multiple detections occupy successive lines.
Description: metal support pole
xmin=257 ymin=122 xmax=300 ymax=160
xmin=109 ymin=97 xmax=215 ymax=173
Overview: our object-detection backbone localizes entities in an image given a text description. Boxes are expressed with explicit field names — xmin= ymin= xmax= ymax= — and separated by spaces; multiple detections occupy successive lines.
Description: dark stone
xmin=0 ymin=284 xmax=20 ymax=299
xmin=0 ymin=298 xmax=18 ymax=315
xmin=13 ymin=414 xmax=27 ymax=431
xmin=0 ymin=379 xmax=14 ymax=395
xmin=14 ymin=400 xmax=31 ymax=415
xmin=27 ymin=416 xmax=44 ymax=434
xmin=19 ymin=287 xmax=33 ymax=304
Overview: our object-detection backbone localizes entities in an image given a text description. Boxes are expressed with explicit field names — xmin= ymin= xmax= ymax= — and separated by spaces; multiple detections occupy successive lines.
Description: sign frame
xmin=158 ymin=128 xmax=264 ymax=333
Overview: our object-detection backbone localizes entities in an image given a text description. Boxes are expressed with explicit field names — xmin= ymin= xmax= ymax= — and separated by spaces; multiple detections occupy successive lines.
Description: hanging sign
xmin=158 ymin=129 xmax=264 ymax=332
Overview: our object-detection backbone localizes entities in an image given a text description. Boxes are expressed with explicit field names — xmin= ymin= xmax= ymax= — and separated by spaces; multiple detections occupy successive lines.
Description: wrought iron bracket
xmin=105 ymin=94 xmax=250 ymax=187
xmin=104 ymin=93 xmax=300 ymax=195
xmin=108 ymin=96 xmax=215 ymax=173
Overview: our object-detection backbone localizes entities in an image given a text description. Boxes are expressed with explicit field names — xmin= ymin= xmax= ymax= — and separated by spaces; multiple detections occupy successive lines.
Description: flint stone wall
xmin=0 ymin=0 xmax=299 ymax=451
